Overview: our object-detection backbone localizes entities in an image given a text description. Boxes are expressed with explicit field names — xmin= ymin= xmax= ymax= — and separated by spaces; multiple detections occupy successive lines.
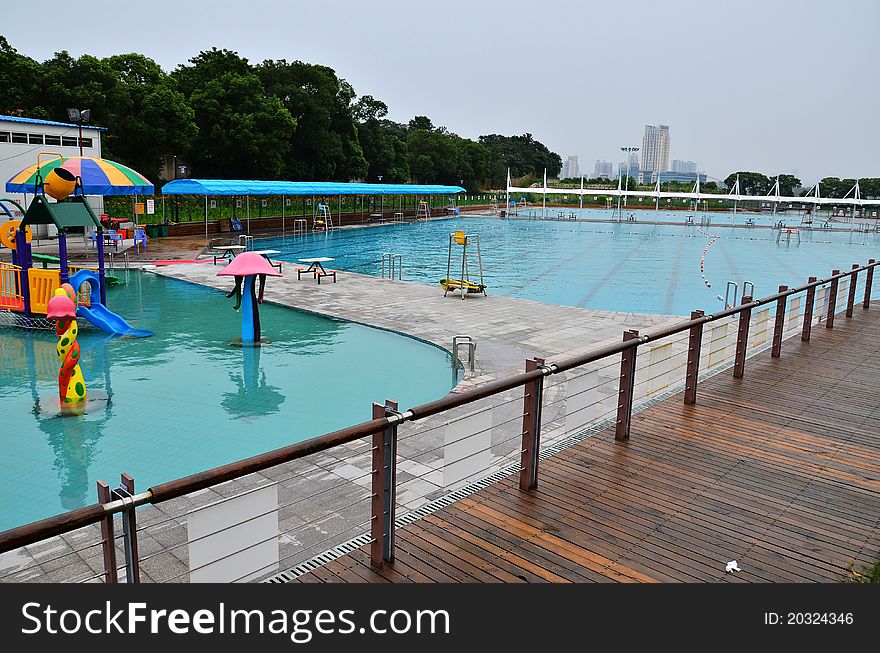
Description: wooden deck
xmin=293 ymin=307 xmax=880 ymax=583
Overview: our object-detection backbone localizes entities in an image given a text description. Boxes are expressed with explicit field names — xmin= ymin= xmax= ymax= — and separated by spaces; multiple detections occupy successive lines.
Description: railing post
xmin=371 ymin=400 xmax=398 ymax=567
xmin=684 ymin=311 xmax=704 ymax=405
xmin=615 ymin=330 xmax=639 ymax=441
xmin=519 ymin=357 xmax=545 ymax=491
xmin=864 ymin=259 xmax=875 ymax=308
xmin=96 ymin=480 xmax=118 ymax=584
xmin=771 ymin=285 xmax=788 ymax=358
xmin=826 ymin=270 xmax=840 ymax=328
xmin=846 ymin=264 xmax=858 ymax=317
xmin=733 ymin=295 xmax=753 ymax=379
xmin=111 ymin=474 xmax=140 ymax=583
xmin=802 ymin=277 xmax=817 ymax=341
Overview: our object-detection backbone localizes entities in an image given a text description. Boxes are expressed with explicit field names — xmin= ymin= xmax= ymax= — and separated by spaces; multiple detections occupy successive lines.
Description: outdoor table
xmin=297 ymin=257 xmax=336 ymax=283
xmin=251 ymin=249 xmax=283 ymax=272
xmin=213 ymin=244 xmax=246 ymax=265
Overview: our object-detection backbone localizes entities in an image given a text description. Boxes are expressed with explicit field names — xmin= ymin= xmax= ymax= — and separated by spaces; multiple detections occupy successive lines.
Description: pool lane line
xmin=502 ymin=232 xmax=618 ymax=296
xmin=574 ymin=230 xmax=654 ymax=308
xmin=663 ymin=237 xmax=687 ymax=315
xmin=695 ymin=225 xmax=722 ymax=296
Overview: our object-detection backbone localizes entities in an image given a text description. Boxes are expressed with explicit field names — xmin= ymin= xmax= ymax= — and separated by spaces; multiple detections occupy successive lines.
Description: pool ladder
xmin=724 ymin=280 xmax=756 ymax=307
xmin=381 ymin=253 xmax=403 ymax=279
xmin=452 ymin=335 xmax=476 ymax=372
xmin=238 ymin=234 xmax=254 ymax=250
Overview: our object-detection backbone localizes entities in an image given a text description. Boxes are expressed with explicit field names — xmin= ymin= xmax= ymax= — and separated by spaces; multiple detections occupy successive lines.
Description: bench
xmin=316 ymin=269 xmax=337 ymax=284
xmin=295 ymin=267 xmax=337 ymax=283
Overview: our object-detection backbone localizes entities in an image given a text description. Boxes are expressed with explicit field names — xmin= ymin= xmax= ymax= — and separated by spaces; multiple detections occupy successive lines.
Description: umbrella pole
xmin=205 ymin=195 xmax=209 ymax=243
xmin=247 ymin=195 xmax=250 ymax=234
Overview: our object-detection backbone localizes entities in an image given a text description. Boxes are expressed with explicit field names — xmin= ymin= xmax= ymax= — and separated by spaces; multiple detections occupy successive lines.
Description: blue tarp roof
xmin=161 ymin=179 xmax=465 ymax=196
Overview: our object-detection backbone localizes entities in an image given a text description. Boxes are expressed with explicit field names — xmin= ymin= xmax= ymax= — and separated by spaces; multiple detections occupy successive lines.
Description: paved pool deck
xmin=149 ymin=258 xmax=681 ymax=382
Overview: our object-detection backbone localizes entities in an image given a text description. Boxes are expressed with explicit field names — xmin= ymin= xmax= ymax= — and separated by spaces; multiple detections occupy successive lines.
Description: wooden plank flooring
xmin=293 ymin=306 xmax=880 ymax=583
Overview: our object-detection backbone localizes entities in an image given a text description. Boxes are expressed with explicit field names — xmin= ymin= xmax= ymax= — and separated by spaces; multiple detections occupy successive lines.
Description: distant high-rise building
xmin=623 ymin=152 xmax=639 ymax=180
xmin=594 ymin=160 xmax=613 ymax=179
xmin=671 ymin=159 xmax=697 ymax=174
xmin=562 ymin=155 xmax=579 ymax=179
xmin=640 ymin=124 xmax=670 ymax=180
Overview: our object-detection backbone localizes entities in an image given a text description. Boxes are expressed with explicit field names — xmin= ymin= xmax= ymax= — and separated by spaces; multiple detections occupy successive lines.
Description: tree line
xmin=0 ymin=37 xmax=562 ymax=190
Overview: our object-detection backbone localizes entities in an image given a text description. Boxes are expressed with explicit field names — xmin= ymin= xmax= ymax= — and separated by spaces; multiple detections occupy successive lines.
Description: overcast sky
xmin=4 ymin=0 xmax=876 ymax=183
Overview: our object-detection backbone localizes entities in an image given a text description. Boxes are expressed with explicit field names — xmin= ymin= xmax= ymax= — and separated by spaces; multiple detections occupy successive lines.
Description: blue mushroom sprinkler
xmin=217 ymin=252 xmax=282 ymax=346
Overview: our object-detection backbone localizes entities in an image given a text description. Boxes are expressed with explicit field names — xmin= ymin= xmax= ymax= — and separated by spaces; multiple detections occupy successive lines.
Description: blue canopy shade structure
xmin=161 ymin=179 xmax=465 ymax=196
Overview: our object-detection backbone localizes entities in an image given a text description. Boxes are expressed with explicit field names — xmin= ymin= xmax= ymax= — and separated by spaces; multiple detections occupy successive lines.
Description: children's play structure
xmin=46 ymin=283 xmax=88 ymax=413
xmin=0 ymin=154 xmax=151 ymax=337
xmin=219 ymin=251 xmax=282 ymax=346
xmin=441 ymin=229 xmax=486 ymax=299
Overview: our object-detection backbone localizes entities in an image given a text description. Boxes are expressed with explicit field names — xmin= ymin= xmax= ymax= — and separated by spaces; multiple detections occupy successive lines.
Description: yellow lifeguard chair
xmin=441 ymin=230 xmax=486 ymax=299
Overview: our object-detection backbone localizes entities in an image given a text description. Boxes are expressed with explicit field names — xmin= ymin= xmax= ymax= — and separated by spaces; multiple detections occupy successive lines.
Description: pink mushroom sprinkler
xmin=217 ymin=252 xmax=282 ymax=346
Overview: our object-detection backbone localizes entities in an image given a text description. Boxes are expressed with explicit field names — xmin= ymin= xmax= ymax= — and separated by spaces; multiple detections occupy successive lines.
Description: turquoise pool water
xmin=259 ymin=216 xmax=879 ymax=315
xmin=0 ymin=272 xmax=458 ymax=529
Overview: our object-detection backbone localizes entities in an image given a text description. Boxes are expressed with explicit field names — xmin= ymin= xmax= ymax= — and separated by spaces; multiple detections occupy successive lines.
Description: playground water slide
xmin=68 ymin=270 xmax=152 ymax=338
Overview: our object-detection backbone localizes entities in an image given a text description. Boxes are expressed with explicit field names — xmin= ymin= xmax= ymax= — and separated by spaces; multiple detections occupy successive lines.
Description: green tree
xmin=818 ymin=177 xmax=858 ymax=199
xmin=479 ymin=133 xmax=562 ymax=187
xmin=408 ymin=115 xmax=434 ymax=132
xmin=175 ymin=50 xmax=296 ymax=178
xmin=724 ymin=171 xmax=772 ymax=195
xmin=257 ymin=59 xmax=367 ymax=181
xmin=102 ymin=54 xmax=197 ymax=181
xmin=775 ymin=174 xmax=801 ymax=196
xmin=353 ymin=96 xmax=410 ymax=182
xmin=858 ymin=178 xmax=880 ymax=198
xmin=405 ymin=124 xmax=489 ymax=190
xmin=0 ymin=37 xmax=45 ymax=116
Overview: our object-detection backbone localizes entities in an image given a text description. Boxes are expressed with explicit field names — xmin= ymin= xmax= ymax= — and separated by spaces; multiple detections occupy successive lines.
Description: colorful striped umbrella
xmin=5 ymin=156 xmax=154 ymax=195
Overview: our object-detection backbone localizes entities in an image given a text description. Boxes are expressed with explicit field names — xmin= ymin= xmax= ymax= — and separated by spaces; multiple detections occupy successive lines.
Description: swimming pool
xmin=0 ymin=272 xmax=458 ymax=529
xmin=259 ymin=216 xmax=879 ymax=315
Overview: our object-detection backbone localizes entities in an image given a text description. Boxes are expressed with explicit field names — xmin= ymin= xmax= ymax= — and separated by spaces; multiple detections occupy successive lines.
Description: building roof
xmin=0 ymin=114 xmax=107 ymax=132
xmin=161 ymin=179 xmax=465 ymax=196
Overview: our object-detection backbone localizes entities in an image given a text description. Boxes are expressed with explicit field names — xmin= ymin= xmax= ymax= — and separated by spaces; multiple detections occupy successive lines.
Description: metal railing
xmin=0 ymin=258 xmax=876 ymax=581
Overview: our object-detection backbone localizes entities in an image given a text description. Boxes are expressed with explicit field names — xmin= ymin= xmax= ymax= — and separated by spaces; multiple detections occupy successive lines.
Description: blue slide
xmin=69 ymin=270 xmax=153 ymax=338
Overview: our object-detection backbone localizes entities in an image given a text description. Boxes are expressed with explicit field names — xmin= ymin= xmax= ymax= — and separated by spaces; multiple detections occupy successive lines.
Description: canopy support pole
xmin=96 ymin=229 xmax=107 ymax=305
xmin=247 ymin=195 xmax=250 ymax=234
xmin=205 ymin=195 xmax=209 ymax=243
xmin=282 ymin=194 xmax=285 ymax=235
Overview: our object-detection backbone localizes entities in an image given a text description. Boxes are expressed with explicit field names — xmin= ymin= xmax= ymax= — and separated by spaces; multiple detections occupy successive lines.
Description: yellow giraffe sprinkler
xmin=46 ymin=283 xmax=87 ymax=413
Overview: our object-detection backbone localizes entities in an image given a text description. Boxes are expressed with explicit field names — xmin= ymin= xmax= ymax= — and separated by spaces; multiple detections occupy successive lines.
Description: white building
xmin=639 ymin=124 xmax=670 ymax=182
xmin=0 ymin=115 xmax=106 ymax=231
xmin=594 ymin=160 xmax=613 ymax=179
xmin=672 ymin=159 xmax=697 ymax=174
xmin=562 ymin=155 xmax=579 ymax=179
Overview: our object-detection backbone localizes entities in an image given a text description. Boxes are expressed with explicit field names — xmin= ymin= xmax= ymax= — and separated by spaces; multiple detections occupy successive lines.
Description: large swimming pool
xmin=0 ymin=272 xmax=458 ymax=529
xmin=259 ymin=215 xmax=879 ymax=315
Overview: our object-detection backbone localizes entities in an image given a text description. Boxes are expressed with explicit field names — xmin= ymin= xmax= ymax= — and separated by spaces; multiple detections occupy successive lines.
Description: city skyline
xmin=1 ymin=0 xmax=875 ymax=184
